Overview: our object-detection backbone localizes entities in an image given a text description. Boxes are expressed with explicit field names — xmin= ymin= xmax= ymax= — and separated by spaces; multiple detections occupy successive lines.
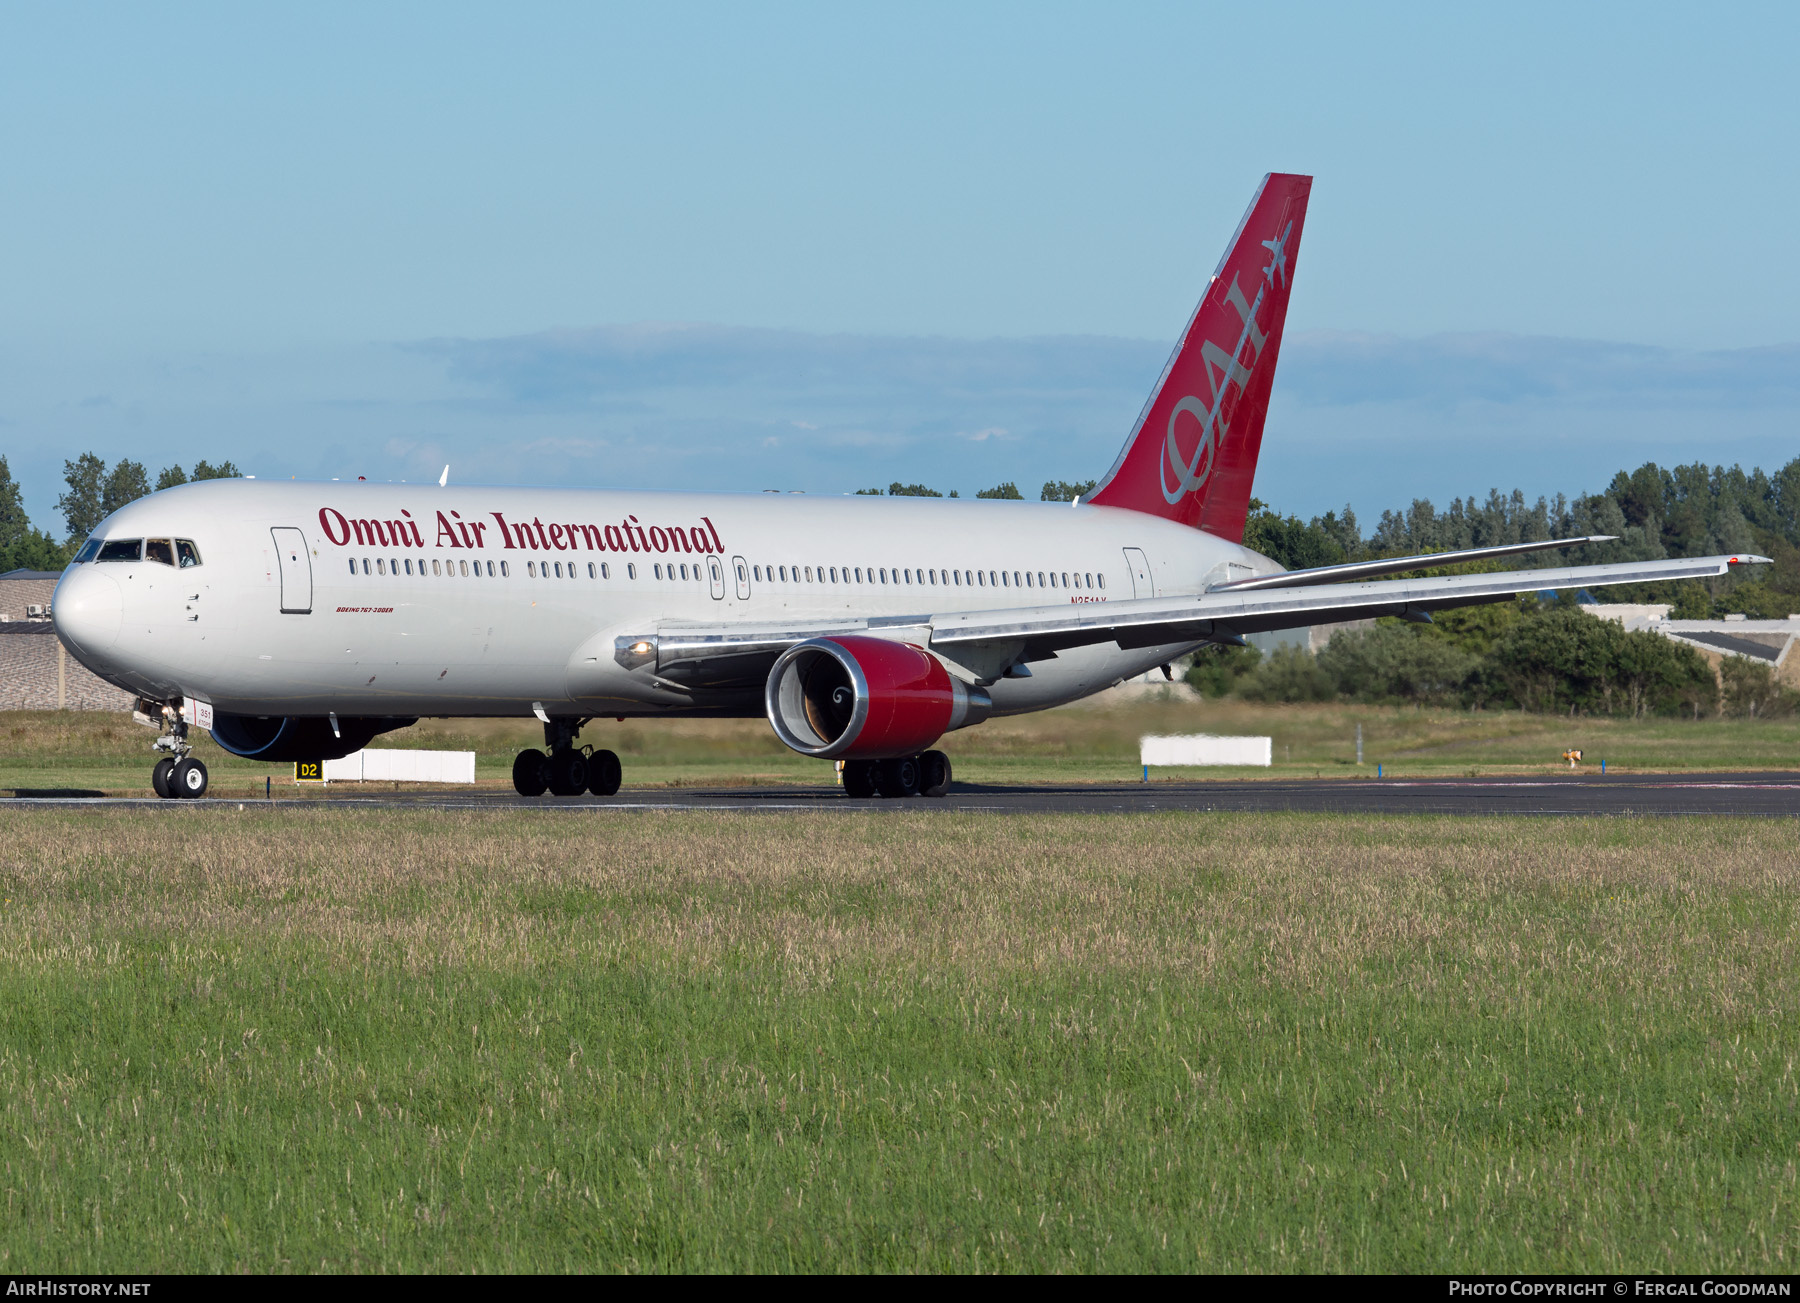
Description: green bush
xmin=1184 ymin=643 xmax=1263 ymax=698
xmin=1237 ymin=645 xmax=1335 ymax=703
xmin=1472 ymin=606 xmax=1714 ymax=717
xmin=1314 ymin=623 xmax=1478 ymax=705
xmin=1720 ymin=657 xmax=1798 ymax=719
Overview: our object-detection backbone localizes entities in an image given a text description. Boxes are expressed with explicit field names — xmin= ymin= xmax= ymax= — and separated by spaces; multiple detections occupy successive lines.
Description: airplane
xmin=51 ymin=173 xmax=1768 ymax=800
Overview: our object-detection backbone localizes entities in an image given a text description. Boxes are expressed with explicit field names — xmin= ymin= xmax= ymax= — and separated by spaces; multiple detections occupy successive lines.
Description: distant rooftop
xmin=1675 ymin=630 xmax=1787 ymax=663
xmin=0 ymin=569 xmax=61 ymax=581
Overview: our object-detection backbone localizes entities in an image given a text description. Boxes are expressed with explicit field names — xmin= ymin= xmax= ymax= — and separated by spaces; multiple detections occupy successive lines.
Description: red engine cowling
xmin=765 ymin=635 xmax=992 ymax=759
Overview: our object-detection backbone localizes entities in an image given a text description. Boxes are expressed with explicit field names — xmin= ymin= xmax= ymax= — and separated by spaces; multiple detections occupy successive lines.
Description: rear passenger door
xmin=1122 ymin=547 xmax=1154 ymax=599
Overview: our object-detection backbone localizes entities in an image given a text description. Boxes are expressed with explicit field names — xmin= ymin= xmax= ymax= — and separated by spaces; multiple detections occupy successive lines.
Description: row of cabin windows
xmin=347 ymin=555 xmax=1103 ymax=593
xmin=349 ymin=556 xmax=665 ymax=580
xmin=352 ymin=556 xmax=512 ymax=578
xmin=750 ymin=563 xmax=1103 ymax=591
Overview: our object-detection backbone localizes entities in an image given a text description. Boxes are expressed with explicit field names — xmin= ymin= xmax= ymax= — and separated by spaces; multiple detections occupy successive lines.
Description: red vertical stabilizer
xmin=1086 ymin=172 xmax=1311 ymax=542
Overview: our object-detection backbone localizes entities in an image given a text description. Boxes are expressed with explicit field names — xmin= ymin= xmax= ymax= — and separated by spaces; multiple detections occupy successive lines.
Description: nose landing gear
xmin=511 ymin=716 xmax=623 ymax=798
xmin=841 ymin=750 xmax=951 ymax=799
xmin=142 ymin=700 xmax=209 ymax=799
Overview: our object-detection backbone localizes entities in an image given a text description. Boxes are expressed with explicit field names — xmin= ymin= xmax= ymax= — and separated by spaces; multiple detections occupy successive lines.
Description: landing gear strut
xmin=143 ymin=700 xmax=208 ymax=799
xmin=512 ymin=716 xmax=622 ymax=798
xmin=842 ymin=750 xmax=951 ymax=799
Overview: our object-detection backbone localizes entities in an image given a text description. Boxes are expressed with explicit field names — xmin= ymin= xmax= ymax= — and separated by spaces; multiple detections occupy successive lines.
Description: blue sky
xmin=4 ymin=2 xmax=1799 ymax=530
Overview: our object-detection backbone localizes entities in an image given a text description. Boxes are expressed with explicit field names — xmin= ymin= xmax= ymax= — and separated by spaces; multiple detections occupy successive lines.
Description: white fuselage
xmin=52 ymin=479 xmax=1276 ymax=722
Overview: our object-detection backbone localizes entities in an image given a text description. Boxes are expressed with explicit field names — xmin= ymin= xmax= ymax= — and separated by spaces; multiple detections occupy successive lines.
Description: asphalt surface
xmin=13 ymin=772 xmax=1800 ymax=816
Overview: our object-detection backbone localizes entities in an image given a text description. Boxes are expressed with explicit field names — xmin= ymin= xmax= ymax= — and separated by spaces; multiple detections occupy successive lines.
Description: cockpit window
xmin=176 ymin=539 xmax=201 ymax=568
xmin=145 ymin=539 xmax=175 ymax=566
xmin=72 ymin=538 xmax=102 ymax=564
xmin=96 ymin=539 xmax=142 ymax=562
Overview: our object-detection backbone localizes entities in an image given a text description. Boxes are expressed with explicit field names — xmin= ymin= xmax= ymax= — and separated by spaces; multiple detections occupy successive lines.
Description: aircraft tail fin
xmin=1085 ymin=172 xmax=1311 ymax=542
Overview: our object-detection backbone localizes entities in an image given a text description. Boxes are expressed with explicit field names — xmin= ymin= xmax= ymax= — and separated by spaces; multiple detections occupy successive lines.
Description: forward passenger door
xmin=271 ymin=527 xmax=313 ymax=614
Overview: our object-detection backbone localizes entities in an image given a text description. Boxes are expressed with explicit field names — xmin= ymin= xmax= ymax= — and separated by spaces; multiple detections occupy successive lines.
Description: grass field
xmin=5 ymin=696 xmax=1800 ymax=796
xmin=2 ymin=808 xmax=1798 ymax=1271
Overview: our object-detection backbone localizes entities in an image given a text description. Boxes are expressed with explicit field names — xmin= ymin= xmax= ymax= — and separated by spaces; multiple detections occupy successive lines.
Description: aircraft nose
xmin=53 ymin=566 xmax=123 ymax=657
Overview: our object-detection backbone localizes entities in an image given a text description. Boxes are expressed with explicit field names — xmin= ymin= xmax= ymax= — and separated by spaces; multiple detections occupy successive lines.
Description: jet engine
xmin=208 ymin=713 xmax=418 ymax=762
xmin=765 ymin=635 xmax=991 ymax=759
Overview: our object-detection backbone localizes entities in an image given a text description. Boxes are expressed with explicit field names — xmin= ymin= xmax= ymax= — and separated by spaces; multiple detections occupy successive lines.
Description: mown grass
xmin=6 ymin=698 xmax=1800 ymax=796
xmin=2 ymin=809 xmax=1798 ymax=1271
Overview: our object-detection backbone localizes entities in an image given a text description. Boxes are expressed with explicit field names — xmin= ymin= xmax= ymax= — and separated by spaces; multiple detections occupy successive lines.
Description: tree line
xmin=0 ymin=454 xmax=240 ymax=572
xmin=855 ymin=479 xmax=1098 ymax=502
xmin=1243 ymin=456 xmax=1800 ymax=619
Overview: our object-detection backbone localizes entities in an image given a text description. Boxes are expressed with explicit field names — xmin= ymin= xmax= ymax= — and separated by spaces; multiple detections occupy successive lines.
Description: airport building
xmin=1589 ymin=604 xmax=1800 ymax=687
xmin=0 ymin=569 xmax=132 ymax=710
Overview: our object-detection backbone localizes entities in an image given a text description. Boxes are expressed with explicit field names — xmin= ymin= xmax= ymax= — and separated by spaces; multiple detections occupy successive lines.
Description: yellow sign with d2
xmin=294 ymin=760 xmax=325 ymax=783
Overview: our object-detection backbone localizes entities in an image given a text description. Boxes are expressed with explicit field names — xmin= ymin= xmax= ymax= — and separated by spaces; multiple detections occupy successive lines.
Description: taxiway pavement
xmin=12 ymin=772 xmax=1800 ymax=816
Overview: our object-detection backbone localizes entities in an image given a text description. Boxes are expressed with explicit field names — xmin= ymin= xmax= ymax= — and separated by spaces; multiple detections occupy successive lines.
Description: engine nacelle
xmin=208 ymin=713 xmax=418 ymax=762
xmin=765 ymin=635 xmax=991 ymax=759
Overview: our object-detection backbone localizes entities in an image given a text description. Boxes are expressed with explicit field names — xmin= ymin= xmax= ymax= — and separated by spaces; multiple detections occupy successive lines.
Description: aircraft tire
xmin=841 ymin=760 xmax=877 ymax=798
xmin=918 ymin=750 xmax=952 ymax=798
xmin=874 ymin=756 xmax=920 ymax=799
xmin=587 ymin=749 xmax=622 ymax=797
xmin=172 ymin=757 xmax=208 ymax=799
xmin=512 ymin=749 xmax=549 ymax=797
xmin=152 ymin=758 xmax=175 ymax=799
xmin=546 ymin=749 xmax=588 ymax=796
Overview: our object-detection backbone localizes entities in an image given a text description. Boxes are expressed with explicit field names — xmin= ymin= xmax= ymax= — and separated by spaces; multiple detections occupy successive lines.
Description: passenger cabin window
xmin=144 ymin=539 xmax=175 ymax=566
xmin=97 ymin=539 xmax=141 ymax=562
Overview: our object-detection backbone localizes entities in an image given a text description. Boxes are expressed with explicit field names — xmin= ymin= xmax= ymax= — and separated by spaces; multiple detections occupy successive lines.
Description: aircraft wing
xmin=930 ymin=553 xmax=1764 ymax=657
xmin=633 ymin=553 xmax=1765 ymax=688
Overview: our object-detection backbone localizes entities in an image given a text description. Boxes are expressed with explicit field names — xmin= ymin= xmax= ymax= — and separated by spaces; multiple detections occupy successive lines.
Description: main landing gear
xmin=142 ymin=700 xmax=209 ymax=799
xmin=840 ymin=750 xmax=952 ymax=799
xmin=511 ymin=716 xmax=622 ymax=797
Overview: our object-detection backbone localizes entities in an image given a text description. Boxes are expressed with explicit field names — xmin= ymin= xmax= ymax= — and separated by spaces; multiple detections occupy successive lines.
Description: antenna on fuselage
xmin=439 ymin=465 xmax=449 ymax=487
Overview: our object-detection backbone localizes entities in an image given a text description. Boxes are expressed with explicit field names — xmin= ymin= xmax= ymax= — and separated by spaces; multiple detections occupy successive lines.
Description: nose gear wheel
xmin=172 ymin=757 xmax=208 ymax=799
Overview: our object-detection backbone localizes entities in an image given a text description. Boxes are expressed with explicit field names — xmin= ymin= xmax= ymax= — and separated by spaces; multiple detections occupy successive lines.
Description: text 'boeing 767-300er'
xmin=51 ymin=173 xmax=1768 ymax=799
